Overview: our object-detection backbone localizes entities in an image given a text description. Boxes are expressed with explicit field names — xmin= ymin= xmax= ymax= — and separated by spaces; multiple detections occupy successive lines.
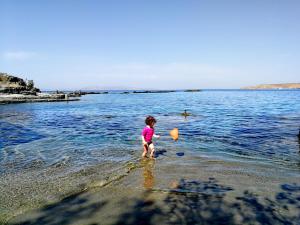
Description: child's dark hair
xmin=145 ymin=116 xmax=157 ymax=126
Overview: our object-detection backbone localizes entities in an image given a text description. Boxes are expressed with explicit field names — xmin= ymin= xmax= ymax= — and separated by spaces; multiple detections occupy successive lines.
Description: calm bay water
xmin=1 ymin=90 xmax=300 ymax=221
xmin=1 ymin=90 xmax=300 ymax=172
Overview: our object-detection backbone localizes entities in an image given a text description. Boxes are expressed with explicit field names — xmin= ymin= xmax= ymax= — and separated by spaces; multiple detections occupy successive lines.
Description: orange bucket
xmin=170 ymin=128 xmax=179 ymax=141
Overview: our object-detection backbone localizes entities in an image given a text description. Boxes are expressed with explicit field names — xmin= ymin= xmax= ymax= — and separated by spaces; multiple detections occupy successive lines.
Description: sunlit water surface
xmin=1 ymin=90 xmax=300 ymax=220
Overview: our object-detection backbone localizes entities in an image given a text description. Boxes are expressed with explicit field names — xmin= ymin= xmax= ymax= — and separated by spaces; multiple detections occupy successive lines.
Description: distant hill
xmin=243 ymin=83 xmax=300 ymax=90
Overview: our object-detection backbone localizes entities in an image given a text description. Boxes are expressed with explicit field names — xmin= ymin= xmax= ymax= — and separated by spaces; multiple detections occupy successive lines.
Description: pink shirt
xmin=142 ymin=126 xmax=154 ymax=142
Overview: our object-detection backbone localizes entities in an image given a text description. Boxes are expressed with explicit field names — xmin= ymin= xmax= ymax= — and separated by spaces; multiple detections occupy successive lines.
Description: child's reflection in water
xmin=141 ymin=159 xmax=155 ymax=189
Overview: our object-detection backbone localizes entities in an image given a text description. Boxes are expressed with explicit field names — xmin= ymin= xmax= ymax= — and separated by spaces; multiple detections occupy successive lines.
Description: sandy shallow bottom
xmin=8 ymin=149 xmax=300 ymax=225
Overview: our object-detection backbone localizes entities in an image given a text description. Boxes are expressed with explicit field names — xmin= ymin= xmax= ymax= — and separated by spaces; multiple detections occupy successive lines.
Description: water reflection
xmin=141 ymin=158 xmax=155 ymax=189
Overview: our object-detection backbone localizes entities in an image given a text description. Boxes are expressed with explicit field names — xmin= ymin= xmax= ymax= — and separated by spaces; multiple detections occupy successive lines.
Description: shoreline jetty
xmin=0 ymin=73 xmax=80 ymax=104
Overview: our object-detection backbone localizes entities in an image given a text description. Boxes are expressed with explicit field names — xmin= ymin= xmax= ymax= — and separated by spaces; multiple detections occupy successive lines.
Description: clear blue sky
xmin=1 ymin=0 xmax=299 ymax=90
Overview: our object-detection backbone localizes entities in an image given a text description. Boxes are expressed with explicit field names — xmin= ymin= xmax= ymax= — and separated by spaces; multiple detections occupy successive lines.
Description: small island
xmin=184 ymin=89 xmax=201 ymax=92
xmin=243 ymin=83 xmax=300 ymax=90
xmin=132 ymin=90 xmax=176 ymax=94
xmin=0 ymin=73 xmax=80 ymax=104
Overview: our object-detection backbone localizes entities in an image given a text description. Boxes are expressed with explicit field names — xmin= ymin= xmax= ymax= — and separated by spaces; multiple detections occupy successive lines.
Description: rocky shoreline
xmin=0 ymin=93 xmax=80 ymax=104
xmin=0 ymin=72 xmax=204 ymax=104
xmin=0 ymin=73 xmax=82 ymax=104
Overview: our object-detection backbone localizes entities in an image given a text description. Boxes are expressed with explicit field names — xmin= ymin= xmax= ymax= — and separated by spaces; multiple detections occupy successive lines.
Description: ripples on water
xmin=1 ymin=91 xmax=300 ymax=175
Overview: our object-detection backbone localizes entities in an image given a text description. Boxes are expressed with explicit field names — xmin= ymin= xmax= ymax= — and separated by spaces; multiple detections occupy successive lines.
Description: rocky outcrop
xmin=243 ymin=83 xmax=300 ymax=90
xmin=0 ymin=73 xmax=83 ymax=104
xmin=0 ymin=73 xmax=40 ymax=94
xmin=184 ymin=89 xmax=201 ymax=92
xmin=0 ymin=93 xmax=80 ymax=104
xmin=132 ymin=90 xmax=176 ymax=94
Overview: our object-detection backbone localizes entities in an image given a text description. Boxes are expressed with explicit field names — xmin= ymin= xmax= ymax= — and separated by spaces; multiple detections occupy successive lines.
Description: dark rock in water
xmin=104 ymin=115 xmax=115 ymax=119
xmin=184 ymin=89 xmax=201 ymax=92
xmin=181 ymin=110 xmax=191 ymax=117
xmin=0 ymin=72 xmax=40 ymax=94
xmin=176 ymin=152 xmax=184 ymax=157
xmin=133 ymin=90 xmax=176 ymax=94
xmin=67 ymin=90 xmax=109 ymax=97
xmin=67 ymin=91 xmax=82 ymax=97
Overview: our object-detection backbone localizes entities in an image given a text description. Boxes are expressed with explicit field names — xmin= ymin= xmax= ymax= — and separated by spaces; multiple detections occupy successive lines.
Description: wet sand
xmin=8 ymin=148 xmax=300 ymax=225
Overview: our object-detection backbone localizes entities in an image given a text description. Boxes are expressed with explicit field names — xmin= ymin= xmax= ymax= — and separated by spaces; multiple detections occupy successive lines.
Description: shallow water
xmin=1 ymin=90 xmax=300 ymax=221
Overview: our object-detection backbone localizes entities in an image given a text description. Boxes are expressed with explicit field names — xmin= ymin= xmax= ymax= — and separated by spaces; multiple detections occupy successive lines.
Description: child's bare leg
xmin=142 ymin=144 xmax=148 ymax=157
xmin=149 ymin=143 xmax=155 ymax=158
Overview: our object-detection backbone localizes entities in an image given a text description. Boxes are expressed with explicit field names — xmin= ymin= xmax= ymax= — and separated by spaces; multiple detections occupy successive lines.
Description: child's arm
xmin=153 ymin=134 xmax=160 ymax=138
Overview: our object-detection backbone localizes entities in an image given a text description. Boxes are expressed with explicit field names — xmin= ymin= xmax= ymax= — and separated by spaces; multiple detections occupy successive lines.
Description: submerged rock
xmin=181 ymin=110 xmax=191 ymax=117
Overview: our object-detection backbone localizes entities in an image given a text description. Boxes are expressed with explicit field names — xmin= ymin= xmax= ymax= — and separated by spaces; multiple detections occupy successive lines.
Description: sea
xmin=1 ymin=90 xmax=300 ymax=223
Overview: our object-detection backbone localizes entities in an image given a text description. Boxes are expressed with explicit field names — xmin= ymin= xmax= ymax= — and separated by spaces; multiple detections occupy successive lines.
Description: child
xmin=141 ymin=116 xmax=160 ymax=158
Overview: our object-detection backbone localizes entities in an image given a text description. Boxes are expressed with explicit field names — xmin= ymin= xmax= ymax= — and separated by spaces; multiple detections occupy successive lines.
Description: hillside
xmin=243 ymin=83 xmax=300 ymax=90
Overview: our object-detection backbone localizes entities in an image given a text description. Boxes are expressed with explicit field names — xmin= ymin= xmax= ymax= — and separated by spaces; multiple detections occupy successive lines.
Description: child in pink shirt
xmin=141 ymin=116 xmax=160 ymax=158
